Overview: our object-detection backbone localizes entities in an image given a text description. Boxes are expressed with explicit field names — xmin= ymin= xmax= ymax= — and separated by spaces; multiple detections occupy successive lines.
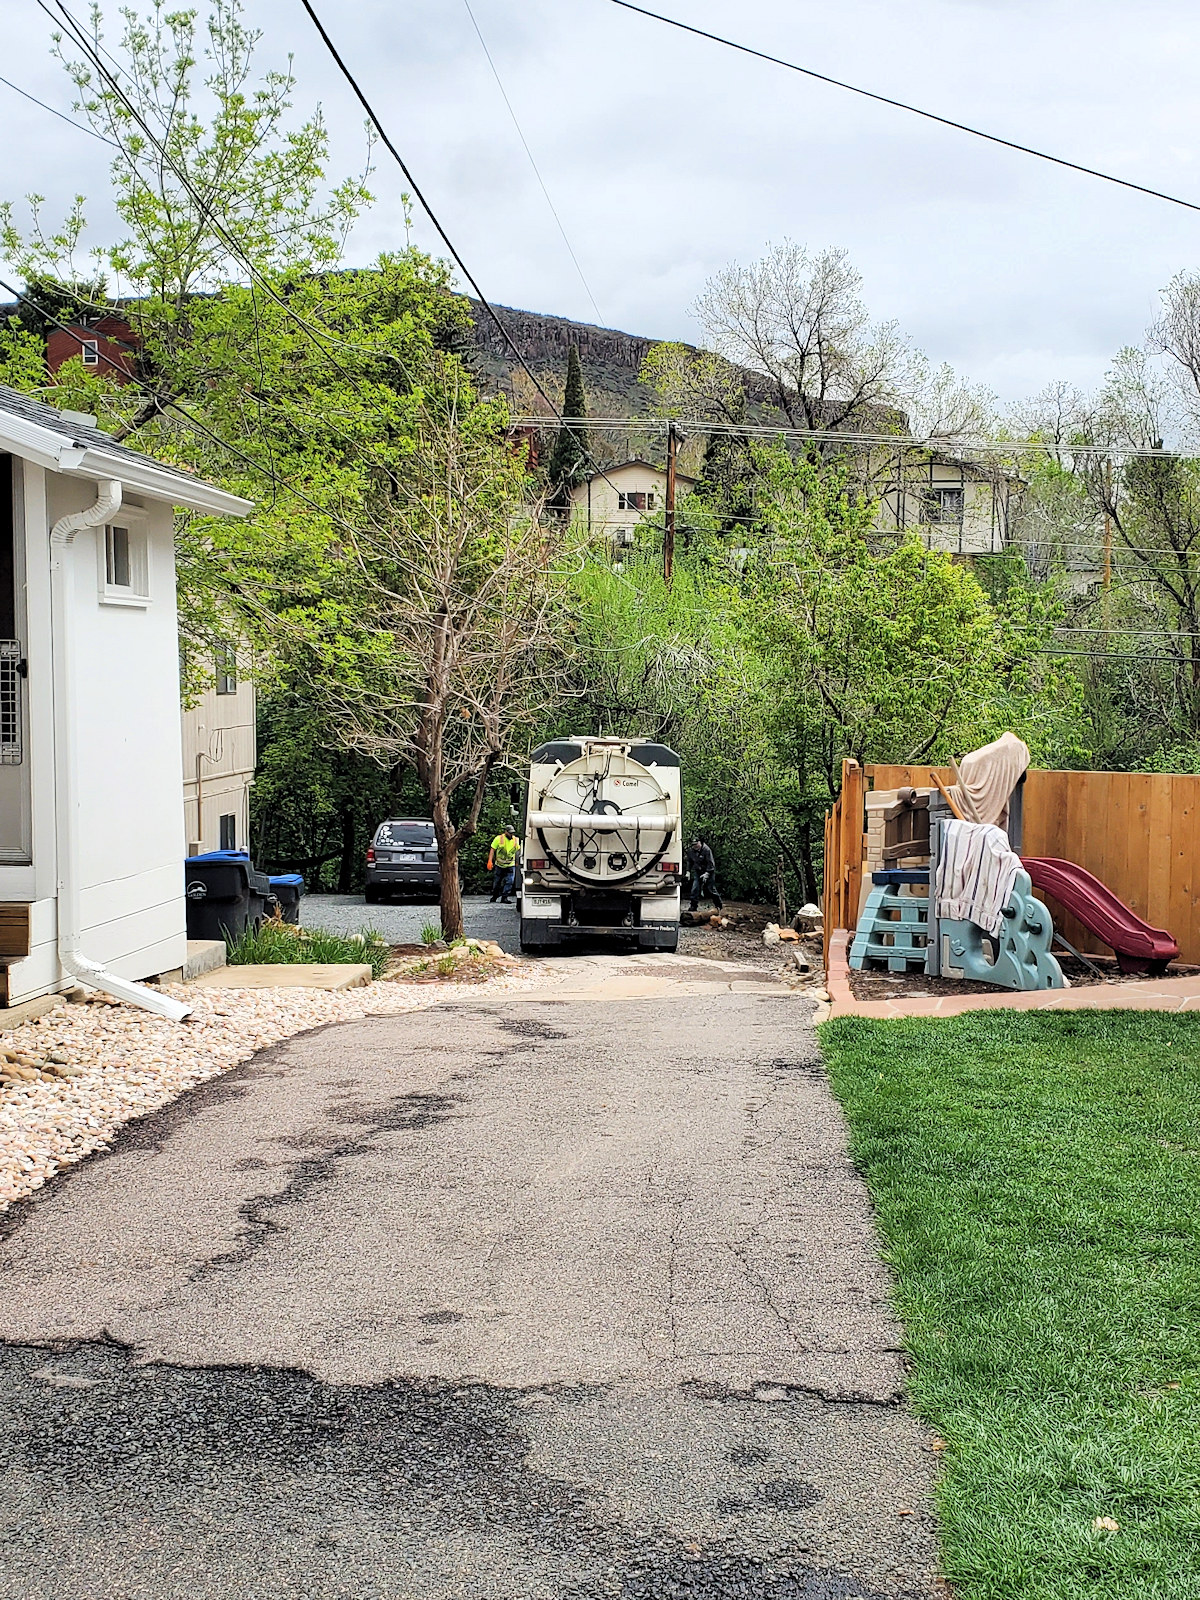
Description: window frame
xmin=96 ymin=508 xmax=151 ymax=607
xmin=215 ymin=643 xmax=238 ymax=696
xmin=925 ymin=486 xmax=966 ymax=525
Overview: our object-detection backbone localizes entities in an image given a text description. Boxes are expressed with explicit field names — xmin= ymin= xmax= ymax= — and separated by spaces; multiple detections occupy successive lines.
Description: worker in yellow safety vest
xmin=487 ymin=826 xmax=521 ymax=904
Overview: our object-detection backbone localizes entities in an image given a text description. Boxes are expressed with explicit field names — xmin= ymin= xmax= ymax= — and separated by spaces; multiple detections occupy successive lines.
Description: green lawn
xmin=819 ymin=1011 xmax=1200 ymax=1600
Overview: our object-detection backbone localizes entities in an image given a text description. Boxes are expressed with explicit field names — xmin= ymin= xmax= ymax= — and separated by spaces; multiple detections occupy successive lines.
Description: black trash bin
xmin=266 ymin=873 xmax=304 ymax=925
xmin=184 ymin=850 xmax=271 ymax=943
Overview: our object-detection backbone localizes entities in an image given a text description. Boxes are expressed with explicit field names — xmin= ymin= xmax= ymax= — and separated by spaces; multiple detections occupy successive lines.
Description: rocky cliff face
xmin=467 ymin=301 xmax=657 ymax=374
xmin=464 ymin=300 xmax=669 ymax=413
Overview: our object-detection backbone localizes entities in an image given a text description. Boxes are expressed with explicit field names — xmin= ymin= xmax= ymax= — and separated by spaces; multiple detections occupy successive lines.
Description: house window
xmin=618 ymin=491 xmax=649 ymax=512
xmin=100 ymin=522 xmax=149 ymax=604
xmin=219 ymin=814 xmax=237 ymax=850
xmin=80 ymin=339 xmax=99 ymax=367
xmin=215 ymin=644 xmax=237 ymax=695
xmin=925 ymin=487 xmax=965 ymax=524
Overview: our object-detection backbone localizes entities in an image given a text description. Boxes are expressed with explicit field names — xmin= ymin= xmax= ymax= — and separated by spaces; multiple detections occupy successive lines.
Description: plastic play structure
xmin=848 ymin=734 xmax=1181 ymax=991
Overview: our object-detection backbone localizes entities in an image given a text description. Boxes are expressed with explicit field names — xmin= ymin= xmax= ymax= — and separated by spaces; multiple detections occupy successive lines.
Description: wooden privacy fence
xmin=823 ymin=761 xmax=1200 ymax=965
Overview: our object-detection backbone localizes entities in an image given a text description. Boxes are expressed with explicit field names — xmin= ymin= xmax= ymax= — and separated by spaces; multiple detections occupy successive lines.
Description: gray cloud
xmin=4 ymin=0 xmax=1200 ymax=403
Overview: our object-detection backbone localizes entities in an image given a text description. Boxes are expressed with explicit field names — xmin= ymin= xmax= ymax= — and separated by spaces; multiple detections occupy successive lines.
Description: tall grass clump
xmin=225 ymin=919 xmax=390 ymax=978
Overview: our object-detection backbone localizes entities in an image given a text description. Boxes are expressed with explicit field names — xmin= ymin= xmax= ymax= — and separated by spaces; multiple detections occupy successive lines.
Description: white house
xmin=0 ymin=388 xmax=250 ymax=1016
xmin=568 ymin=458 xmax=697 ymax=546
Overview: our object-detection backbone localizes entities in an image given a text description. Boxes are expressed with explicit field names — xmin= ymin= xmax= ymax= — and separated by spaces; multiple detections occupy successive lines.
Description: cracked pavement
xmin=0 ymin=971 xmax=943 ymax=1598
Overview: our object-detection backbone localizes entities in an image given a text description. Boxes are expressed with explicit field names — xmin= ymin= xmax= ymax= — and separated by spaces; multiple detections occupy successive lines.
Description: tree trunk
xmin=433 ymin=796 xmax=464 ymax=938
xmin=337 ymin=805 xmax=356 ymax=894
xmin=798 ymin=821 xmax=820 ymax=904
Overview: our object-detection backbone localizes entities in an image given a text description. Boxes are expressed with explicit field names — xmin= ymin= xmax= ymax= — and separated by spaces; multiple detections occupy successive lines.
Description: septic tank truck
xmin=518 ymin=736 xmax=682 ymax=954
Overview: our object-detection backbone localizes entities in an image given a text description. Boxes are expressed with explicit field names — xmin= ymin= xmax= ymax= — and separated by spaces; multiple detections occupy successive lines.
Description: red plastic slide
xmin=1022 ymin=857 xmax=1180 ymax=975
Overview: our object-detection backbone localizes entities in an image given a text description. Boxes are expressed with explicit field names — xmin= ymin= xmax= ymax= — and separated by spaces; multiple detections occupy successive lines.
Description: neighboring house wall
xmin=876 ymin=460 xmax=1011 ymax=556
xmin=182 ymin=661 xmax=256 ymax=856
xmin=46 ymin=317 xmax=138 ymax=381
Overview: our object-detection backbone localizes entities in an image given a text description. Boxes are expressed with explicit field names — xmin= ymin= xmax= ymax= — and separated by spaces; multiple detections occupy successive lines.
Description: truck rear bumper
xmin=518 ymin=920 xmax=678 ymax=951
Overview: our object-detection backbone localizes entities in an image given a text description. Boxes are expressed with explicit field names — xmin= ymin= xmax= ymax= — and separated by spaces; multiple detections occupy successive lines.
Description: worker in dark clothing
xmin=686 ymin=836 xmax=724 ymax=913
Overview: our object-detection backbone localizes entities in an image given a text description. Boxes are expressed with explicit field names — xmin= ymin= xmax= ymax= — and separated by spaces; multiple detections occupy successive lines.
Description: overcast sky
xmin=6 ymin=0 xmax=1200 ymax=404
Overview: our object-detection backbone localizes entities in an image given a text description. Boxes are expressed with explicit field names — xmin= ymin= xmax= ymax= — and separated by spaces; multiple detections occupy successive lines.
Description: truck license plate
xmin=396 ymin=852 xmax=420 ymax=863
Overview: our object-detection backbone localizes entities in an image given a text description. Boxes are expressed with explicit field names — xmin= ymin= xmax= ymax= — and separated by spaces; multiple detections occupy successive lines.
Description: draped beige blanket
xmin=948 ymin=732 xmax=1030 ymax=830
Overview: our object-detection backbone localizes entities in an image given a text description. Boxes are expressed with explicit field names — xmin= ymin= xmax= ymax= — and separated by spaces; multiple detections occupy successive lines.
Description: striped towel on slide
xmin=935 ymin=821 xmax=1022 ymax=938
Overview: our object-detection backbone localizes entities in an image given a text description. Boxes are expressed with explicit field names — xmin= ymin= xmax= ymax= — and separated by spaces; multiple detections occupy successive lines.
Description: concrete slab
xmin=187 ymin=962 xmax=373 ymax=990
xmin=183 ymin=938 xmax=227 ymax=980
xmin=0 ymin=991 xmax=74 ymax=1031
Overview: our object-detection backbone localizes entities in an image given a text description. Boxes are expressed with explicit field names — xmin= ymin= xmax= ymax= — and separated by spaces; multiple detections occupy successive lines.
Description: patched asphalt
xmin=0 ymin=980 xmax=943 ymax=1598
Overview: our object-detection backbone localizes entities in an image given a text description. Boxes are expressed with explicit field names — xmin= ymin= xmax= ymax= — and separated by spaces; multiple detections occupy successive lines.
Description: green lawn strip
xmin=819 ymin=1010 xmax=1200 ymax=1600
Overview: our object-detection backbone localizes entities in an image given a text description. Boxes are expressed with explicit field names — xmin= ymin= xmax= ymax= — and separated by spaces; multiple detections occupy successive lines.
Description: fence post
xmin=842 ymin=759 xmax=865 ymax=930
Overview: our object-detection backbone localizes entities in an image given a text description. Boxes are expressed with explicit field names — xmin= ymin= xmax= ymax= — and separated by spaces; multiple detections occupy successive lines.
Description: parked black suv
xmin=365 ymin=819 xmax=440 ymax=903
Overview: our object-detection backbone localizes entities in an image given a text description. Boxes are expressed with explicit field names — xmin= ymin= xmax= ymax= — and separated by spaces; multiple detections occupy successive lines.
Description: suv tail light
xmin=526 ymin=857 xmax=547 ymax=870
xmin=366 ymin=847 xmax=375 ymax=863
xmin=660 ymin=862 xmax=678 ymax=872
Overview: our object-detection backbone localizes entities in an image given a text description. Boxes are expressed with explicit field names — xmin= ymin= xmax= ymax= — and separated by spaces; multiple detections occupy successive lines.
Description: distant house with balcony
xmin=875 ymin=449 xmax=1018 ymax=556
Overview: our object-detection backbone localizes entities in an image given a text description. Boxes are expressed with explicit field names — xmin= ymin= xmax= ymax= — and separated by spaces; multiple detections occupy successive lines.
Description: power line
xmin=1034 ymin=648 xmax=1194 ymax=663
xmin=0 ymin=72 xmax=118 ymax=146
xmin=295 ymin=0 xmax=628 ymax=507
xmin=461 ymin=0 xmax=603 ymax=325
xmin=38 ymin=0 xmax=430 ymax=398
xmin=295 ymin=0 xmax=560 ymax=416
xmin=510 ymin=413 xmax=1193 ymax=460
xmin=608 ymin=1 xmax=1200 ymax=216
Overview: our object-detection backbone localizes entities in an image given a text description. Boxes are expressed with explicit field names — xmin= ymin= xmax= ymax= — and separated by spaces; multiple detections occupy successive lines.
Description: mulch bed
xmin=849 ymin=952 xmax=1200 ymax=1000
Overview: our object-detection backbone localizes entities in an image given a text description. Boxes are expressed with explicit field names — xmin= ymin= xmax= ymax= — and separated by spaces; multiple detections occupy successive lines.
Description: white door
xmin=0 ymin=455 xmax=31 ymax=864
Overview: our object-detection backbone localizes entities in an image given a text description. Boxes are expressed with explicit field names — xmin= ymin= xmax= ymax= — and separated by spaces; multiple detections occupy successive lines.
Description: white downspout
xmin=50 ymin=479 xmax=193 ymax=1022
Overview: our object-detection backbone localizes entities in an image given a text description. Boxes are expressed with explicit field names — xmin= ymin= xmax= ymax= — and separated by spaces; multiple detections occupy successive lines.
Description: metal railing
xmin=0 ymin=640 xmax=22 ymax=765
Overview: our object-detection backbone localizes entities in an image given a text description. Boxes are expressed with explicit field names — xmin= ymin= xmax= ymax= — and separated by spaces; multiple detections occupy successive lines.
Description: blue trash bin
xmin=266 ymin=873 xmax=304 ymax=925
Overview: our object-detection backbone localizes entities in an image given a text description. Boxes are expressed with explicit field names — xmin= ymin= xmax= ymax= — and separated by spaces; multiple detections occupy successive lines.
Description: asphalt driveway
xmin=0 ymin=969 xmax=941 ymax=1599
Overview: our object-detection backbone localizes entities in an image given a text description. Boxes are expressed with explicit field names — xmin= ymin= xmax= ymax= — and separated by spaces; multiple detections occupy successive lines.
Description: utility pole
xmin=1102 ymin=457 xmax=1116 ymax=623
xmin=664 ymin=420 xmax=677 ymax=585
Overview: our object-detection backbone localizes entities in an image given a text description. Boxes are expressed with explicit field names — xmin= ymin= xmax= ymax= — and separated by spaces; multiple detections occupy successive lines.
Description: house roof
xmin=0 ymin=386 xmax=252 ymax=517
xmin=577 ymin=457 xmax=698 ymax=486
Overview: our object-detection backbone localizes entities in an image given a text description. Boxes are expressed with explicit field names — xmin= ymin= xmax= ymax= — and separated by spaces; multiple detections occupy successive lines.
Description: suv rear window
xmin=375 ymin=821 xmax=436 ymax=848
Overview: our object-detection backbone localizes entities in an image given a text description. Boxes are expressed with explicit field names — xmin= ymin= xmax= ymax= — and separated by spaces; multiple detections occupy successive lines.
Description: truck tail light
xmin=526 ymin=858 xmax=547 ymax=870
xmin=660 ymin=862 xmax=678 ymax=872
xmin=366 ymin=847 xmax=375 ymax=863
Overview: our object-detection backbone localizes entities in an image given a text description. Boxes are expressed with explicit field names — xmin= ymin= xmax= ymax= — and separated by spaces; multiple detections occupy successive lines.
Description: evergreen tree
xmin=549 ymin=343 xmax=589 ymax=495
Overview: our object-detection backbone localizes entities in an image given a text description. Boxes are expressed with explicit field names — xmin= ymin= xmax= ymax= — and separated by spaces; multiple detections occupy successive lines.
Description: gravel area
xmin=0 ymin=966 xmax=537 ymax=1215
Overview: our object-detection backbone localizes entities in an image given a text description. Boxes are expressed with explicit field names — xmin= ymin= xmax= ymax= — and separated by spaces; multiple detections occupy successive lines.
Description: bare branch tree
xmin=692 ymin=239 xmax=913 ymax=432
xmin=325 ymin=404 xmax=573 ymax=938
